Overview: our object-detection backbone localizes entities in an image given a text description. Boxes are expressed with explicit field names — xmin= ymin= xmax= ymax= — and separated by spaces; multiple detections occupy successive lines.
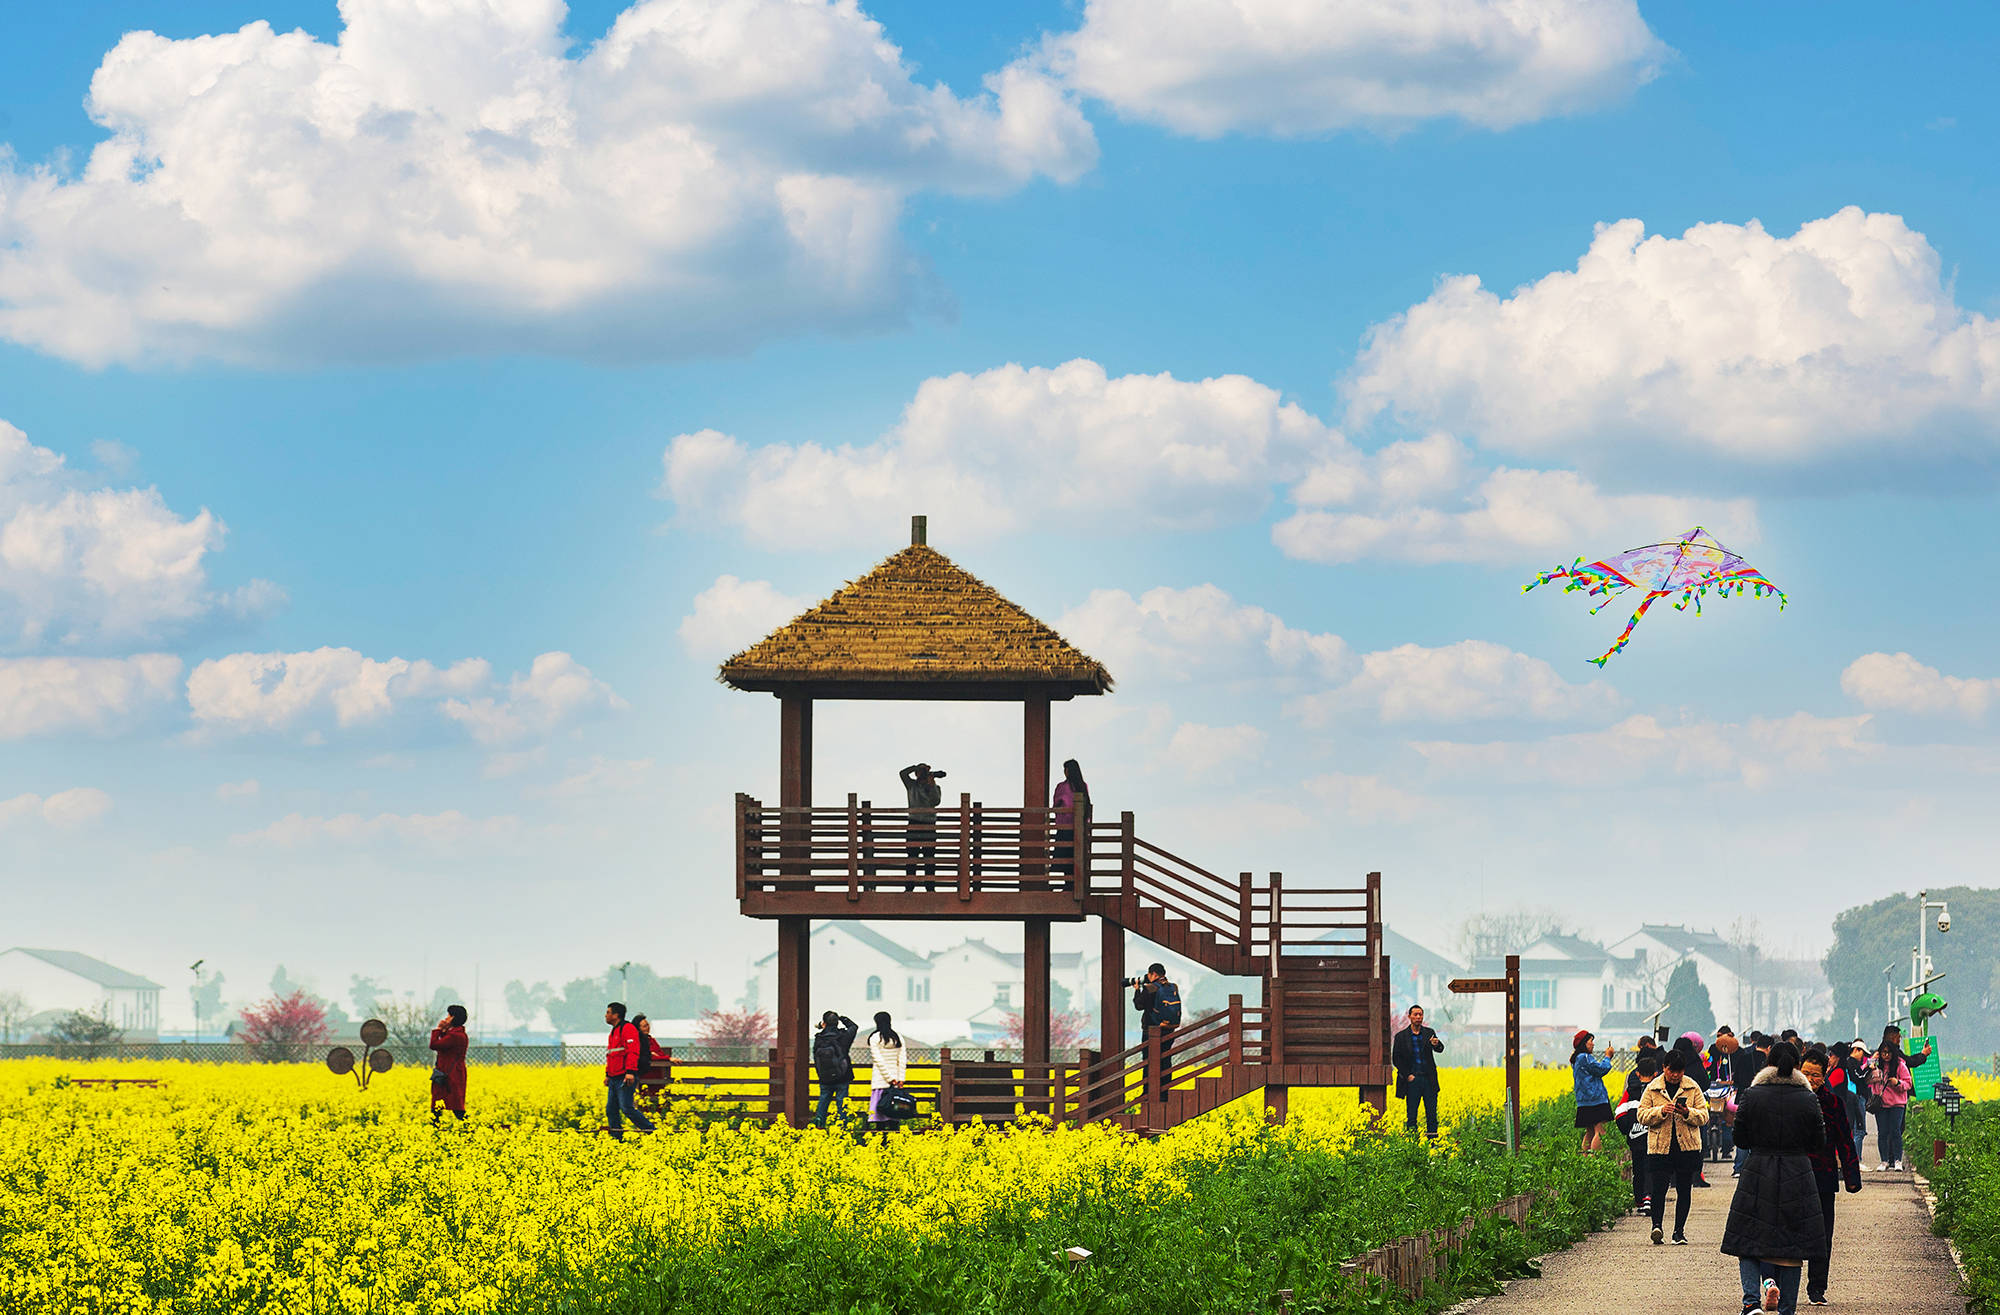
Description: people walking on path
xmin=1866 ymin=1034 xmax=1915 ymax=1171
xmin=1617 ymin=1051 xmax=1662 ymax=1216
xmin=1570 ymin=1030 xmax=1615 ymax=1152
xmin=813 ymin=1010 xmax=859 ymax=1128
xmin=1051 ymin=758 xmax=1092 ymax=879
xmin=1392 ymin=1005 xmax=1445 ymax=1138
xmin=1722 ymin=1041 xmax=1826 ymax=1315
xmin=602 ymin=1001 xmax=654 ymax=1140
xmin=1841 ymin=1041 xmax=1871 ymax=1166
xmin=428 ymin=1004 xmax=468 ymax=1123
xmin=1800 ymin=1047 xmax=1863 ymax=1307
xmin=1732 ymin=1033 xmax=1771 ymax=1176
xmin=898 ymin=762 xmax=945 ymax=889
xmin=1639 ymin=1048 xmax=1709 ymax=1246
xmin=867 ymin=1011 xmax=907 ymax=1130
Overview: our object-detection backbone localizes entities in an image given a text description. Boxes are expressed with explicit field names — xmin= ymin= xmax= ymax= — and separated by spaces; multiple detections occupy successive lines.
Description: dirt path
xmin=1459 ymin=1130 xmax=1962 ymax=1311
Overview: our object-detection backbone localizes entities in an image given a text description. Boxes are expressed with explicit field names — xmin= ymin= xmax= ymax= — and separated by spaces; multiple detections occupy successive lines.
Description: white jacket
xmin=869 ymin=1031 xmax=906 ymax=1087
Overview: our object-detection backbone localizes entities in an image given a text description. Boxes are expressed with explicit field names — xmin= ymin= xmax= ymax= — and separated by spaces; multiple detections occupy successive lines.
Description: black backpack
xmin=813 ymin=1028 xmax=853 ymax=1084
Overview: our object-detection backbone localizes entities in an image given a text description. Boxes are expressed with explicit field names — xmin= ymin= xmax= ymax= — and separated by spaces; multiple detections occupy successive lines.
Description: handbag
xmin=430 ymin=1066 xmax=448 ymax=1085
xmin=877 ymin=1088 xmax=919 ymax=1120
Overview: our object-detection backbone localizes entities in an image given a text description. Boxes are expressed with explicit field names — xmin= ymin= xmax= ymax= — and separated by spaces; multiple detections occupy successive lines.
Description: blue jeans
xmin=1739 ymin=1258 xmax=1799 ymax=1313
xmin=1850 ymin=1110 xmax=1867 ymax=1166
xmin=1876 ymin=1105 xmax=1906 ymax=1164
xmin=815 ymin=1080 xmax=848 ymax=1127
xmin=606 ymin=1078 xmax=655 ymax=1139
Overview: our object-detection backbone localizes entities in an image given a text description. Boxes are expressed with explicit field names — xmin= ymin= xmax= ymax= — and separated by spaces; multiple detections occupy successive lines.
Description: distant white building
xmin=1382 ymin=928 xmax=1463 ymax=1021
xmin=1605 ymin=924 xmax=1831 ymax=1037
xmin=750 ymin=923 xmax=935 ymax=1025
xmin=0 ymin=948 xmax=163 ymax=1040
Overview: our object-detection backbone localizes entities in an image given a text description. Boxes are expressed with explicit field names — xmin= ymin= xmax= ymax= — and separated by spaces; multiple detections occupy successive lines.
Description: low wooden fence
xmin=1279 ymin=1188 xmax=1552 ymax=1308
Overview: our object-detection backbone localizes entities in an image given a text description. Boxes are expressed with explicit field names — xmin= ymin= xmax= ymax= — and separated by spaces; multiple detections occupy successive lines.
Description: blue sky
xmin=3 ymin=1 xmax=1997 ymax=1028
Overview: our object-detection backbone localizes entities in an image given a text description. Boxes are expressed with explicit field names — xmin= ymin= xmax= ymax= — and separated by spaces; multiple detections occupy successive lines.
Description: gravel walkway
xmin=1458 ymin=1130 xmax=1962 ymax=1312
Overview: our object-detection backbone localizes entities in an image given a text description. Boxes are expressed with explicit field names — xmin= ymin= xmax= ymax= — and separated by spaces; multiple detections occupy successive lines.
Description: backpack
xmin=1156 ymin=981 xmax=1183 ymax=1028
xmin=813 ymin=1028 xmax=853 ymax=1084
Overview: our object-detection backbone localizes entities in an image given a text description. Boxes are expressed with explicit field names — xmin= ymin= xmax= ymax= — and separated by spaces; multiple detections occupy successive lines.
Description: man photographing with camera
xmin=1128 ymin=963 xmax=1182 ymax=1103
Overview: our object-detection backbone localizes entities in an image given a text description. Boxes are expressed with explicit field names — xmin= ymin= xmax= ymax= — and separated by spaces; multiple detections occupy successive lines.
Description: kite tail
xmin=1590 ymin=588 xmax=1669 ymax=666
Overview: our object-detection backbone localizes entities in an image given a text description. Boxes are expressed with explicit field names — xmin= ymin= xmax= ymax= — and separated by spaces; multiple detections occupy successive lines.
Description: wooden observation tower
xmin=723 ymin=517 xmax=1392 ymax=1128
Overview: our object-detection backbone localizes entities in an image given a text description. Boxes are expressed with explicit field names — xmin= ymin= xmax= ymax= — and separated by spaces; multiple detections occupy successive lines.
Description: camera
xmin=1938 ymin=913 xmax=1951 ymax=934
xmin=1122 ymin=976 xmax=1148 ymax=988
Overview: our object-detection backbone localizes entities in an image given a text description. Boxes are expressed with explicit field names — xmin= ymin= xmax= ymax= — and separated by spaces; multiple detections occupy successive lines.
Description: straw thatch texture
xmin=718 ymin=546 xmax=1111 ymax=695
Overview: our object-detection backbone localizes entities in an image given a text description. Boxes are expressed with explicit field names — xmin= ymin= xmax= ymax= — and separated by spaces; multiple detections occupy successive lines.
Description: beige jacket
xmin=1637 ymin=1071 xmax=1710 ymax=1154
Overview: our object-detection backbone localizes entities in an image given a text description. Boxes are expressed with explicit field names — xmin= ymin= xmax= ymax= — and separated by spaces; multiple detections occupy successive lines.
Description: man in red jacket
xmin=604 ymin=1001 xmax=655 ymax=1139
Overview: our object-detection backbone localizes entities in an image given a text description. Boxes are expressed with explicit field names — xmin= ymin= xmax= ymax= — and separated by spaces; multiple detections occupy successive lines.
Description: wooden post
xmin=1505 ymin=953 xmax=1521 ymax=1154
xmin=1119 ymin=812 xmax=1135 ymax=899
xmin=1238 ymin=872 xmax=1252 ymax=959
xmin=779 ymin=695 xmax=812 ymax=884
xmin=861 ymin=798 xmax=876 ymax=880
xmin=846 ymin=793 xmax=859 ymax=902
xmin=1024 ymin=695 xmax=1050 ymax=885
xmin=1227 ymin=994 xmax=1243 ymax=1067
xmin=940 ymin=1049 xmax=954 ymax=1123
xmin=1270 ymin=872 xmax=1284 ymax=962
xmin=957 ymin=792 xmax=973 ymax=902
xmin=1100 ymin=916 xmax=1123 ymax=1059
xmin=971 ymin=800 xmax=984 ymax=885
xmin=1269 ymin=977 xmax=1287 ymax=1067
xmin=1024 ymin=917 xmax=1052 ymax=1094
xmin=776 ymin=916 xmax=810 ymax=1126
xmin=1146 ymin=1024 xmax=1163 ymax=1108
xmin=1071 ymin=795 xmax=1090 ymax=896
xmin=734 ymin=793 xmax=750 ymax=900
xmin=1266 ymin=1084 xmax=1289 ymax=1125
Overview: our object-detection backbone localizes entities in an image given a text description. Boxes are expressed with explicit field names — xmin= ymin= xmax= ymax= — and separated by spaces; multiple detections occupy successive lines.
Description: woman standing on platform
xmin=1052 ymin=758 xmax=1091 ymax=879
xmin=867 ymin=1011 xmax=907 ymax=1131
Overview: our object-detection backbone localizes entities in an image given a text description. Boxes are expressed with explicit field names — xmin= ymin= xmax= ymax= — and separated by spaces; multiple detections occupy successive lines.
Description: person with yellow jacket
xmin=1639 ymin=1048 xmax=1711 ymax=1246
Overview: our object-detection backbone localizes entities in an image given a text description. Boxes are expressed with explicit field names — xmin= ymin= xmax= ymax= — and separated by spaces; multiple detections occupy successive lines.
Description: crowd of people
xmin=1392 ymin=1007 xmax=1938 ymax=1313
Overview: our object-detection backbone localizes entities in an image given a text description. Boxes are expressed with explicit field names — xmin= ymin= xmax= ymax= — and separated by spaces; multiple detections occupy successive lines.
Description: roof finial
xmin=911 ymin=514 xmax=927 ymax=547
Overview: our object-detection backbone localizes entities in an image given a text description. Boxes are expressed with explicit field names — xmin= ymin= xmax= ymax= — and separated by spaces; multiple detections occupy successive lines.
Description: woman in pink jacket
xmin=1867 ymin=1037 xmax=1914 ymax=1171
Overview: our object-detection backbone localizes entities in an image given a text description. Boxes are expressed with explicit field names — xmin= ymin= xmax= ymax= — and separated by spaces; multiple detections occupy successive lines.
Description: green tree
xmin=45 ymin=1008 xmax=123 ymax=1048
xmin=1661 ymin=959 xmax=1715 ymax=1040
xmin=1823 ymin=885 xmax=2000 ymax=1053
xmin=190 ymin=970 xmax=225 ymax=1038
xmin=503 ymin=980 xmax=555 ymax=1031
xmin=0 ymin=990 xmax=33 ymax=1043
xmin=546 ymin=966 xmax=717 ymax=1031
xmin=349 ymin=975 xmax=389 ymax=1018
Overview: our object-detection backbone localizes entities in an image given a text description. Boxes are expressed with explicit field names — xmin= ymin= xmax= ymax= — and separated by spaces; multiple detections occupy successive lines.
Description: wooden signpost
xmin=1448 ymin=954 xmax=1521 ymax=1154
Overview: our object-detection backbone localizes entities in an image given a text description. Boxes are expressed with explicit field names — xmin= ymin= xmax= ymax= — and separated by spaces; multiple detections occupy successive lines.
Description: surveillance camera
xmin=1938 ymin=913 xmax=1951 ymax=934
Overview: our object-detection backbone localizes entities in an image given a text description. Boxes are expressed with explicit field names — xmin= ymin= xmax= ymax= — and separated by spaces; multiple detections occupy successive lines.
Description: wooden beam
xmin=1023 ymin=917 xmax=1051 ymax=1092
xmin=1100 ymin=916 xmax=1123 ymax=1057
xmin=1024 ymin=695 xmax=1050 ymax=885
xmin=776 ymin=915 xmax=811 ymax=1127
xmin=779 ymin=696 xmax=812 ymax=808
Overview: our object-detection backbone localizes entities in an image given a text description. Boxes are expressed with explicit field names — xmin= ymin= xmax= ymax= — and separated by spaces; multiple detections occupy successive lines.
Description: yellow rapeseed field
xmin=0 ymin=1059 xmax=1763 ymax=1313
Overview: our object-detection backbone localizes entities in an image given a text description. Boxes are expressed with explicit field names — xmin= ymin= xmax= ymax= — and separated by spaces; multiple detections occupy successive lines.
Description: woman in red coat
xmin=429 ymin=1005 xmax=469 ymax=1122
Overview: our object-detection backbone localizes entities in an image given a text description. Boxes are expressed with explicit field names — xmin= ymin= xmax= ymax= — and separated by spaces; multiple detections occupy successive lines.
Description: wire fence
xmin=0 ymin=1041 xmax=1056 ymax=1066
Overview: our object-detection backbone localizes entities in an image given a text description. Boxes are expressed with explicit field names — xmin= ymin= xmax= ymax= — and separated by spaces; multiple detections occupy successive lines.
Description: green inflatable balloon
xmin=1913 ymin=991 xmax=1948 ymax=1029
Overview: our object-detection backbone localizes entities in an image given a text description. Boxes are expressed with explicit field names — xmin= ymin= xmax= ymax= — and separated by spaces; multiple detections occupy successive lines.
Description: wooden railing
xmin=736 ymin=793 xmax=1087 ymax=899
xmin=941 ymin=997 xmax=1272 ymax=1125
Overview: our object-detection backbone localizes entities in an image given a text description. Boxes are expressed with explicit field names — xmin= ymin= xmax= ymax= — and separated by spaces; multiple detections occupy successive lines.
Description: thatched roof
xmin=719 ymin=544 xmax=1111 ymax=698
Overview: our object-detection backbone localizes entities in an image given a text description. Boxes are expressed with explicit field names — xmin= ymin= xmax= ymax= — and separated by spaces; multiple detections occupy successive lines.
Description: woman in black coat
xmin=1722 ymin=1042 xmax=1826 ymax=1314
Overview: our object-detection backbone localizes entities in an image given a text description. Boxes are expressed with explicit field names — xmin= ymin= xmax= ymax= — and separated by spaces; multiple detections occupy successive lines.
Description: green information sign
xmin=1910 ymin=1043 xmax=1942 ymax=1101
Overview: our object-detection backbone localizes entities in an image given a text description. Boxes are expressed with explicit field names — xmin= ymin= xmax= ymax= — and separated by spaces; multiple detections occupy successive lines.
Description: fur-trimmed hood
xmin=1751 ymin=1066 xmax=1809 ymax=1089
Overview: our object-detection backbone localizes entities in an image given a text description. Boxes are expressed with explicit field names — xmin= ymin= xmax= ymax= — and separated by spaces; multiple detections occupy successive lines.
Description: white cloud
xmin=0 ymin=786 xmax=114 ymax=829
xmin=1841 ymin=652 xmax=1999 ymax=720
xmin=232 ymin=810 xmax=525 ymax=850
xmin=187 ymin=647 xmax=491 ymax=735
xmin=441 ymin=652 xmax=625 ymax=745
xmin=1039 ymin=0 xmax=1666 ymax=138
xmin=527 ymin=756 xmax=655 ymax=800
xmin=1275 ymin=438 xmax=1758 ymax=564
xmin=1297 ymin=639 xmax=1620 ymax=725
xmin=1348 ymin=207 xmax=2000 ymax=461
xmin=1056 ymin=583 xmax=1352 ymax=689
xmin=0 ymin=654 xmax=182 ymax=738
xmin=664 ymin=358 xmax=1339 ymax=548
xmin=1303 ymin=772 xmax=1431 ymax=824
xmin=0 ymin=0 xmax=1094 ymax=367
xmin=215 ymin=778 xmax=260 ymax=801
xmin=1162 ymin=722 xmax=1265 ymax=777
xmin=2 ymin=420 xmax=279 ymax=649
xmin=665 ymin=360 xmax=1752 ymax=565
xmin=1412 ymin=711 xmax=1875 ymax=789
xmin=680 ymin=576 xmax=806 ymax=661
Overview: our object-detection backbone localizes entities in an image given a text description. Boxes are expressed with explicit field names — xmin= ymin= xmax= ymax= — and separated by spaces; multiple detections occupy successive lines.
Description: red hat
xmin=1573 ymin=1030 xmax=1594 ymax=1048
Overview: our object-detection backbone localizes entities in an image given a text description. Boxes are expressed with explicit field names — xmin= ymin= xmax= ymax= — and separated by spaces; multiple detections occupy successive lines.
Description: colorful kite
xmin=1524 ymin=526 xmax=1786 ymax=666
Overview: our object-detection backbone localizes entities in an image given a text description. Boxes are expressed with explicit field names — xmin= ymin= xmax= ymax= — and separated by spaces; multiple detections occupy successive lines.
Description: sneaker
xmin=1762 ymin=1278 xmax=1782 ymax=1311
xmin=1651 ymin=1225 xmax=1663 ymax=1245
xmin=1875 ymin=1162 xmax=1892 ymax=1172
xmin=1807 ymin=1295 xmax=1829 ymax=1306
xmin=1670 ymin=1234 xmax=1688 ymax=1245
